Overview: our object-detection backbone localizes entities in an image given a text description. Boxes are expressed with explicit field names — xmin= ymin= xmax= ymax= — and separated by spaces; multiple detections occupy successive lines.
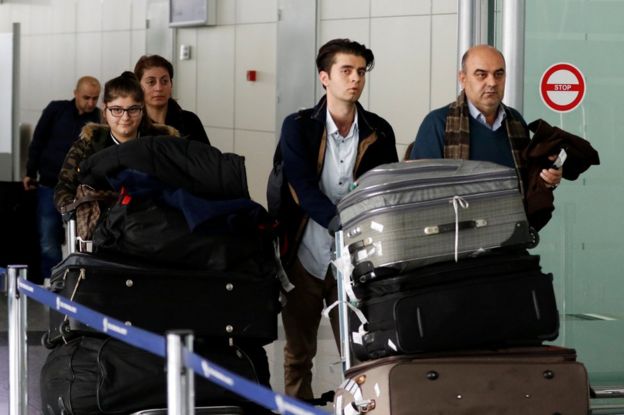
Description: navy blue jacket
xmin=279 ymin=96 xmax=398 ymax=266
xmin=26 ymin=99 xmax=100 ymax=187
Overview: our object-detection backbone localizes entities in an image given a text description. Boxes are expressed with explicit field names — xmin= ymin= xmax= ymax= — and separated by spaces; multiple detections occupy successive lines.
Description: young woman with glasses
xmin=134 ymin=54 xmax=210 ymax=144
xmin=54 ymin=71 xmax=179 ymax=212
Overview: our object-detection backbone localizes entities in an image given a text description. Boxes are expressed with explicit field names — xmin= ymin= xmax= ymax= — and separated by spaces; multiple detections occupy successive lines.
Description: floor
xmin=0 ymin=293 xmax=341 ymax=414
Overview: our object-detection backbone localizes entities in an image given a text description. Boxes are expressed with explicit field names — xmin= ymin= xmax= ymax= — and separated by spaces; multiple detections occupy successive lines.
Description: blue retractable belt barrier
xmin=16 ymin=277 xmax=330 ymax=415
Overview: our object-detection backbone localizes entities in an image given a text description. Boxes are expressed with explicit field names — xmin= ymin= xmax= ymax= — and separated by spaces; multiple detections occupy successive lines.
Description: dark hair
xmin=134 ymin=55 xmax=174 ymax=81
xmin=103 ymin=71 xmax=151 ymax=131
xmin=316 ymin=38 xmax=375 ymax=74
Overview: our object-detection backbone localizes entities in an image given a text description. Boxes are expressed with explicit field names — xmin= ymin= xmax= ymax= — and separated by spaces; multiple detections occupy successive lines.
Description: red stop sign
xmin=540 ymin=63 xmax=586 ymax=113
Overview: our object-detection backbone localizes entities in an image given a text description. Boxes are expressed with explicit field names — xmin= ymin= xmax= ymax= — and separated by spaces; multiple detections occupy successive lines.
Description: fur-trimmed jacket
xmin=54 ymin=122 xmax=179 ymax=212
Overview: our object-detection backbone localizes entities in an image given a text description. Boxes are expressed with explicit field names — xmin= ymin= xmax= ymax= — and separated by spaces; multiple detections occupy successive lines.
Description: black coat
xmin=164 ymin=98 xmax=210 ymax=144
xmin=78 ymin=135 xmax=248 ymax=200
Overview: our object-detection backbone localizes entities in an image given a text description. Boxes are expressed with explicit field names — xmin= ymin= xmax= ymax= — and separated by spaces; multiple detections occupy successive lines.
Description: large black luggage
xmin=338 ymin=159 xmax=532 ymax=275
xmin=350 ymin=252 xmax=559 ymax=360
xmin=46 ymin=253 xmax=280 ymax=346
xmin=40 ymin=336 xmax=273 ymax=415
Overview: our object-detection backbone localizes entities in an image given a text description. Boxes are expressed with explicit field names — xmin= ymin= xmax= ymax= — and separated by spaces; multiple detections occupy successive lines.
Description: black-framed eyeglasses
xmin=106 ymin=105 xmax=143 ymax=117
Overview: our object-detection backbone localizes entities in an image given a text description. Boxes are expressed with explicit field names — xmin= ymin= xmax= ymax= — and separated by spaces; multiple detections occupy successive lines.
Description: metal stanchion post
xmin=8 ymin=265 xmax=28 ymax=415
xmin=167 ymin=330 xmax=194 ymax=415
xmin=184 ymin=333 xmax=195 ymax=415
xmin=335 ymin=230 xmax=351 ymax=373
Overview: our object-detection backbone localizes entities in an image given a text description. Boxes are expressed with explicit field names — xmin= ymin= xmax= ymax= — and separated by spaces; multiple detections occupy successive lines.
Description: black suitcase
xmin=338 ymin=160 xmax=532 ymax=275
xmin=350 ymin=252 xmax=559 ymax=360
xmin=46 ymin=253 xmax=280 ymax=346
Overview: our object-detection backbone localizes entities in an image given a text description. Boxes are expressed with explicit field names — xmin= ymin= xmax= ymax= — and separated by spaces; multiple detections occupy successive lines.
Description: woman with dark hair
xmin=134 ymin=54 xmax=210 ymax=144
xmin=54 ymin=71 xmax=179 ymax=212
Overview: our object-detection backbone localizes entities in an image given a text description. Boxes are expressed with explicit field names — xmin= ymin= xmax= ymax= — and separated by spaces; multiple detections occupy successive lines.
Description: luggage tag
xmin=550 ymin=148 xmax=567 ymax=169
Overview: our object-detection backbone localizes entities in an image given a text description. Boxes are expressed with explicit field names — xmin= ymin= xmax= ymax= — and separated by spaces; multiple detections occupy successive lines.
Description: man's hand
xmin=22 ymin=176 xmax=38 ymax=191
xmin=540 ymin=154 xmax=563 ymax=189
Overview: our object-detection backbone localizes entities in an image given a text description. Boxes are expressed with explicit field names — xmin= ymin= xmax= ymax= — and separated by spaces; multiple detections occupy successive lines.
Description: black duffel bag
xmin=92 ymin=191 xmax=277 ymax=275
xmin=40 ymin=336 xmax=272 ymax=415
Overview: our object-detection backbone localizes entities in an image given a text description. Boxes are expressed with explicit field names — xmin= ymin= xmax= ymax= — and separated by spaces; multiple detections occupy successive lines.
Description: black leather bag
xmin=92 ymin=194 xmax=277 ymax=276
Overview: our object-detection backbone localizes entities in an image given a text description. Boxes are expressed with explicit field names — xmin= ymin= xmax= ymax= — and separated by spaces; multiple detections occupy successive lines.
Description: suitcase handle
xmin=424 ymin=219 xmax=487 ymax=235
xmin=348 ymin=237 xmax=373 ymax=254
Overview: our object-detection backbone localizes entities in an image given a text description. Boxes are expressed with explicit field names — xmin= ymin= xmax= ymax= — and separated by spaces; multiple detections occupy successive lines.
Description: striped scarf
xmin=444 ymin=91 xmax=528 ymax=170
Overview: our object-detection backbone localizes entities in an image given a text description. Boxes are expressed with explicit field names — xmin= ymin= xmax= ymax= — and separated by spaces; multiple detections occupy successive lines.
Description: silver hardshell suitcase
xmin=338 ymin=159 xmax=531 ymax=277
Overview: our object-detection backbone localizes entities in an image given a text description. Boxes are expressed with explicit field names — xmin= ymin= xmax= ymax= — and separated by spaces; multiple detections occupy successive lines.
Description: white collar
xmin=326 ymin=108 xmax=358 ymax=139
xmin=467 ymin=99 xmax=506 ymax=131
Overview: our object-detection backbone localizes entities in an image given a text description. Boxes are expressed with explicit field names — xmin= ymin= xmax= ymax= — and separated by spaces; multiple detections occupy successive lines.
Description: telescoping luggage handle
xmin=424 ymin=219 xmax=487 ymax=235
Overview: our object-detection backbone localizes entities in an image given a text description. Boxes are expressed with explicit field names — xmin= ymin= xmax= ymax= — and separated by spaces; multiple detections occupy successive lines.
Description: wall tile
xmin=51 ymin=0 xmax=77 ymax=34
xmin=77 ymin=0 xmax=102 ymax=33
xmin=131 ymin=0 xmax=148 ymax=30
xmin=131 ymin=30 xmax=146 ymax=67
xmin=319 ymin=0 xmax=369 ymax=20
xmin=26 ymin=34 xmax=53 ymax=111
xmin=206 ymin=126 xmax=234 ymax=153
xmin=102 ymin=0 xmax=132 ymax=31
xmin=174 ymin=28 xmax=198 ymax=111
xmin=101 ymin=31 xmax=132 ymax=83
xmin=216 ymin=0 xmax=236 ymax=25
xmin=432 ymin=0 xmax=457 ymax=14
xmin=236 ymin=0 xmax=277 ymax=24
xmin=50 ymin=34 xmax=77 ymax=101
xmin=29 ymin=4 xmax=52 ymax=35
xmin=234 ymin=129 xmax=275 ymax=205
xmin=371 ymin=0 xmax=430 ymax=17
xmin=369 ymin=16 xmax=431 ymax=145
xmin=234 ymin=23 xmax=276 ymax=132
xmin=0 ymin=4 xmax=14 ymax=32
xmin=196 ymin=26 xmax=235 ymax=129
xmin=431 ymin=14 xmax=458 ymax=110
xmin=76 ymin=32 xmax=102 ymax=84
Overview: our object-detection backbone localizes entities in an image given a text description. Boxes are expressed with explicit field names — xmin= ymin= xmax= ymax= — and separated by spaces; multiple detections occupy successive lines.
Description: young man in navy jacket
xmin=278 ymin=38 xmax=398 ymax=400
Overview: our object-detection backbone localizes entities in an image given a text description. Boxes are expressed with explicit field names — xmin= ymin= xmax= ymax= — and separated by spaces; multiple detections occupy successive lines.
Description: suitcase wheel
xmin=527 ymin=227 xmax=540 ymax=249
xmin=41 ymin=332 xmax=56 ymax=349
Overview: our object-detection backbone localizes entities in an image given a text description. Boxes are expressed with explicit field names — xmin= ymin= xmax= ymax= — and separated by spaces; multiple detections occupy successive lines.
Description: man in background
xmin=23 ymin=76 xmax=101 ymax=280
